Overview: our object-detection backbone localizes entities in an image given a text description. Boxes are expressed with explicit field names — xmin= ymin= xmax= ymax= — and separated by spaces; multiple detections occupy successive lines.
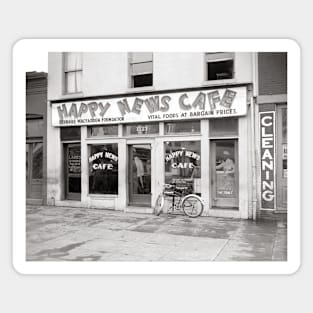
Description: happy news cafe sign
xmin=51 ymin=87 xmax=247 ymax=127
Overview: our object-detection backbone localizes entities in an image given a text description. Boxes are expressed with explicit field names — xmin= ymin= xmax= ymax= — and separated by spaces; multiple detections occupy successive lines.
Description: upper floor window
xmin=205 ymin=52 xmax=234 ymax=81
xmin=129 ymin=52 xmax=153 ymax=88
xmin=64 ymin=52 xmax=82 ymax=94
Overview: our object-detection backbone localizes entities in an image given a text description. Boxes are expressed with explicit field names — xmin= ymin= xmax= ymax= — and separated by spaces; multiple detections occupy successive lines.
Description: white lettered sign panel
xmin=51 ymin=86 xmax=247 ymax=127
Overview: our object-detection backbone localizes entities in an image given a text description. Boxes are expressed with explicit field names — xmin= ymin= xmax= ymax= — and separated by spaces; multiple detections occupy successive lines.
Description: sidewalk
xmin=26 ymin=206 xmax=287 ymax=262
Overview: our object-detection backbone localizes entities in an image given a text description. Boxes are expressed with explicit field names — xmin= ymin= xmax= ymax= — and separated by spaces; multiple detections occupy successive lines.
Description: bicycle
xmin=154 ymin=182 xmax=204 ymax=218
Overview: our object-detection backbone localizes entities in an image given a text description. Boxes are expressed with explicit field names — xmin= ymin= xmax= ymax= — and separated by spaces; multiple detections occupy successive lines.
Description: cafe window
xmin=64 ymin=52 xmax=83 ymax=93
xmin=88 ymin=144 xmax=118 ymax=195
xmin=88 ymin=125 xmax=118 ymax=137
xmin=60 ymin=127 xmax=81 ymax=141
xmin=164 ymin=141 xmax=201 ymax=194
xmin=129 ymin=52 xmax=153 ymax=88
xmin=124 ymin=123 xmax=159 ymax=136
xmin=164 ymin=120 xmax=200 ymax=135
xmin=205 ymin=52 xmax=234 ymax=81
xmin=209 ymin=118 xmax=238 ymax=137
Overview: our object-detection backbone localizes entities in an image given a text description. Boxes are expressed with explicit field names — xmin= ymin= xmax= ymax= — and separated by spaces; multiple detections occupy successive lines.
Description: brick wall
xmin=258 ymin=53 xmax=287 ymax=95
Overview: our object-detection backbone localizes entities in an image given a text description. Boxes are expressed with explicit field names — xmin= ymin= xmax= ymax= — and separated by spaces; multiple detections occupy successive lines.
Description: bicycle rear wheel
xmin=181 ymin=194 xmax=203 ymax=218
xmin=154 ymin=193 xmax=165 ymax=216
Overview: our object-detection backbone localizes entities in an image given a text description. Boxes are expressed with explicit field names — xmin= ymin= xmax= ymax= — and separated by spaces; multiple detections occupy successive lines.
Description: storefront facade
xmin=26 ymin=72 xmax=47 ymax=205
xmin=46 ymin=52 xmax=279 ymax=219
xmin=256 ymin=52 xmax=288 ymax=216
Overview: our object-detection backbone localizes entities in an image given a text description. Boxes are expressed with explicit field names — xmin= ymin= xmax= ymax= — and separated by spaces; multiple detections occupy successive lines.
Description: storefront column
xmin=201 ymin=119 xmax=210 ymax=216
xmin=154 ymin=137 xmax=165 ymax=205
xmin=238 ymin=116 xmax=249 ymax=218
xmin=81 ymin=126 xmax=88 ymax=206
xmin=46 ymin=102 xmax=62 ymax=205
xmin=117 ymin=140 xmax=127 ymax=210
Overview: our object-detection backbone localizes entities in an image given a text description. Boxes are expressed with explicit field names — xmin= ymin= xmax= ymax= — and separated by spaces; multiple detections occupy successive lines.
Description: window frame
xmin=204 ymin=52 xmax=235 ymax=83
xmin=63 ymin=52 xmax=83 ymax=95
xmin=129 ymin=52 xmax=154 ymax=89
xmin=88 ymin=143 xmax=119 ymax=195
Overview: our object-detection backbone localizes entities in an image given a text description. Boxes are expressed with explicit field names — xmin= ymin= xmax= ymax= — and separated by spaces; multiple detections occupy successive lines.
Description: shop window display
xmin=88 ymin=144 xmax=118 ymax=194
xmin=164 ymin=141 xmax=201 ymax=194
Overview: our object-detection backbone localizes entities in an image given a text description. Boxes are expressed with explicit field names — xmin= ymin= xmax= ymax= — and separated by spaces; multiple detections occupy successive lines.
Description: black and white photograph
xmin=14 ymin=39 xmax=300 ymax=274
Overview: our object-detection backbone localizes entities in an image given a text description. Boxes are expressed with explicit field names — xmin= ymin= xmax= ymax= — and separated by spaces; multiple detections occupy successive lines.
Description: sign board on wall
xmin=52 ymin=87 xmax=247 ymax=127
xmin=260 ymin=111 xmax=276 ymax=209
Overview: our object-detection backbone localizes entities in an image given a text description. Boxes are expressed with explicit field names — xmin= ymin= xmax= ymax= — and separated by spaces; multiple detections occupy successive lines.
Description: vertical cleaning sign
xmin=260 ymin=111 xmax=275 ymax=209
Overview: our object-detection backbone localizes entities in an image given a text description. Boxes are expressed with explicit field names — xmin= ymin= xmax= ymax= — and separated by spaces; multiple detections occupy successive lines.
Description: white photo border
xmin=13 ymin=39 xmax=301 ymax=274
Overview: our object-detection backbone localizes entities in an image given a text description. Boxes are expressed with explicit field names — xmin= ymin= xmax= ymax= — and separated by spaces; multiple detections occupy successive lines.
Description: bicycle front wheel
xmin=181 ymin=194 xmax=203 ymax=218
xmin=154 ymin=193 xmax=165 ymax=216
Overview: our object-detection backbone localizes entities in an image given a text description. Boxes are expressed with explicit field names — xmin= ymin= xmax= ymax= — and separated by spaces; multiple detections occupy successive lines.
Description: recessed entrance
xmin=128 ymin=144 xmax=151 ymax=206
xmin=64 ymin=143 xmax=81 ymax=200
xmin=210 ymin=139 xmax=238 ymax=209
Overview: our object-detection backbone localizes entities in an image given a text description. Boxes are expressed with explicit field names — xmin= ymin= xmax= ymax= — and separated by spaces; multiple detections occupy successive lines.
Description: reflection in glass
xmin=164 ymin=141 xmax=201 ymax=194
xmin=131 ymin=145 xmax=151 ymax=195
xmin=165 ymin=121 xmax=200 ymax=134
xmin=31 ymin=142 xmax=43 ymax=179
xmin=215 ymin=141 xmax=236 ymax=198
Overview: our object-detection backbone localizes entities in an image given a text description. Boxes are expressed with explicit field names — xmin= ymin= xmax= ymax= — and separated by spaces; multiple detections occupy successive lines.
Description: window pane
xmin=132 ymin=62 xmax=153 ymax=75
xmin=132 ymin=74 xmax=153 ymax=88
xmin=207 ymin=60 xmax=233 ymax=80
xmin=164 ymin=141 xmax=201 ymax=194
xmin=89 ymin=144 xmax=118 ymax=194
xmin=131 ymin=52 xmax=153 ymax=63
xmin=205 ymin=52 xmax=234 ymax=62
xmin=68 ymin=177 xmax=81 ymax=193
xmin=65 ymin=52 xmax=82 ymax=71
xmin=60 ymin=127 xmax=81 ymax=141
xmin=165 ymin=121 xmax=200 ymax=134
xmin=31 ymin=142 xmax=43 ymax=179
xmin=88 ymin=125 xmax=118 ymax=137
xmin=65 ymin=71 xmax=82 ymax=93
xmin=209 ymin=118 xmax=238 ymax=137
xmin=124 ymin=123 xmax=159 ymax=136
xmin=215 ymin=140 xmax=236 ymax=198
xmin=26 ymin=119 xmax=44 ymax=138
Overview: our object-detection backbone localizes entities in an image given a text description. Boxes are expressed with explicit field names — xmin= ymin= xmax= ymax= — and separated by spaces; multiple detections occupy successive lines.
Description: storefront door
xmin=128 ymin=144 xmax=151 ymax=206
xmin=64 ymin=143 xmax=81 ymax=200
xmin=276 ymin=106 xmax=287 ymax=210
xmin=210 ymin=139 xmax=238 ymax=208
xmin=26 ymin=141 xmax=43 ymax=200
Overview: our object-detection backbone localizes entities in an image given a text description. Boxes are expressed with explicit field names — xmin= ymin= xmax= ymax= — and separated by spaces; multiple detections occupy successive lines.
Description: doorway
xmin=64 ymin=143 xmax=81 ymax=200
xmin=128 ymin=144 xmax=151 ymax=206
xmin=210 ymin=139 xmax=238 ymax=209
xmin=26 ymin=141 xmax=43 ymax=200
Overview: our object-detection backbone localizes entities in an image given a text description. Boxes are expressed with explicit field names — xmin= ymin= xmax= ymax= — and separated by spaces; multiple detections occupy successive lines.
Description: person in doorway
xmin=216 ymin=150 xmax=235 ymax=174
xmin=134 ymin=156 xmax=145 ymax=193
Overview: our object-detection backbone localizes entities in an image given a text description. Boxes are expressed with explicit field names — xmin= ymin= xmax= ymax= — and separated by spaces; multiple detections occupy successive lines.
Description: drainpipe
xmin=251 ymin=53 xmax=258 ymax=220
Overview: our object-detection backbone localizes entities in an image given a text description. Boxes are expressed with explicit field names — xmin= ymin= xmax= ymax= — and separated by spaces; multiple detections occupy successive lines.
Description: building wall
xmin=258 ymin=52 xmax=287 ymax=95
xmin=47 ymin=52 xmax=255 ymax=219
xmin=256 ymin=52 xmax=288 ymax=215
xmin=48 ymin=52 xmax=253 ymax=100
xmin=26 ymin=72 xmax=48 ymax=205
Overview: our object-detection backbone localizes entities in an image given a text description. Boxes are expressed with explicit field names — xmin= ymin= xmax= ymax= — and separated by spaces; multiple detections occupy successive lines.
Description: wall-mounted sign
xmin=52 ymin=87 xmax=247 ymax=127
xmin=260 ymin=111 xmax=275 ymax=209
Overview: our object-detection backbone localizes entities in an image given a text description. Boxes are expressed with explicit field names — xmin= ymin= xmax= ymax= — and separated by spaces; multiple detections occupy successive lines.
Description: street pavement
xmin=26 ymin=206 xmax=287 ymax=262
